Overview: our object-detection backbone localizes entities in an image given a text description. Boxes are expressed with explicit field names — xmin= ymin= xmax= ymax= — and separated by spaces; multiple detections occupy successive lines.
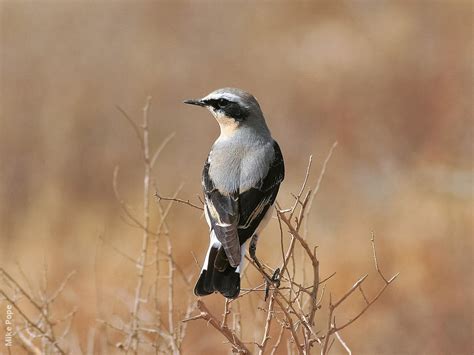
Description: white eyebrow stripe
xmin=203 ymin=92 xmax=243 ymax=103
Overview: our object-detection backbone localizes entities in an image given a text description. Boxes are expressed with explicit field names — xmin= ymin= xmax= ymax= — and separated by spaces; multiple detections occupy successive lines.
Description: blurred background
xmin=1 ymin=1 xmax=472 ymax=354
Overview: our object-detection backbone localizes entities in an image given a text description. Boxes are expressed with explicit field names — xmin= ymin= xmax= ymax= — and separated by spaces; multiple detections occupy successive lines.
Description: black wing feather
xmin=202 ymin=160 xmax=241 ymax=267
xmin=237 ymin=140 xmax=284 ymax=242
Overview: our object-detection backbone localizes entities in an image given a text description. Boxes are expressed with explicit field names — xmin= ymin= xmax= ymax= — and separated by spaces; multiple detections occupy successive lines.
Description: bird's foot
xmin=264 ymin=267 xmax=281 ymax=301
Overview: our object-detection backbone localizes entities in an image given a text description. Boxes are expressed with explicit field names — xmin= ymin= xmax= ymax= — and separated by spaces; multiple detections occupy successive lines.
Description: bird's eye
xmin=217 ymin=98 xmax=229 ymax=108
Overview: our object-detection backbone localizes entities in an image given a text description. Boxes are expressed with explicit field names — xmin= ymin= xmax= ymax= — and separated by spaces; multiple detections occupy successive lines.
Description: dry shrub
xmin=0 ymin=98 xmax=397 ymax=354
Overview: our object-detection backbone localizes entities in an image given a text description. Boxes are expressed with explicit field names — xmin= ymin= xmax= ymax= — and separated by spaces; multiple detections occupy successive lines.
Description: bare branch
xmin=304 ymin=141 xmax=338 ymax=229
xmin=99 ymin=234 xmax=137 ymax=264
xmin=270 ymin=325 xmax=285 ymax=355
xmin=320 ymin=236 xmax=399 ymax=354
xmin=258 ymin=293 xmax=275 ymax=354
xmin=125 ymin=95 xmax=153 ymax=353
xmin=335 ymin=331 xmax=351 ymax=355
xmin=154 ymin=191 xmax=204 ymax=211
xmin=0 ymin=290 xmax=66 ymax=355
xmin=113 ymin=166 xmax=147 ymax=232
xmin=221 ymin=299 xmax=231 ymax=329
xmin=48 ymin=270 xmax=76 ymax=304
xmin=115 ymin=105 xmax=145 ymax=150
xmin=151 ymin=132 xmax=176 ymax=168
xmin=371 ymin=232 xmax=388 ymax=284
xmin=332 ymin=274 xmax=369 ymax=309
xmin=183 ymin=300 xmax=251 ymax=354
xmin=16 ymin=327 xmax=42 ymax=355
xmin=0 ymin=268 xmax=43 ymax=313
xmin=334 ymin=273 xmax=398 ymax=332
xmin=288 ymin=155 xmax=313 ymax=220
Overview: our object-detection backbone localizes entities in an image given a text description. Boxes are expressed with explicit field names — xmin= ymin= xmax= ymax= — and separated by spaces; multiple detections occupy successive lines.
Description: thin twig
xmin=320 ymin=236 xmax=398 ymax=354
xmin=258 ymin=293 xmax=275 ymax=354
xmin=371 ymin=232 xmax=388 ymax=284
xmin=154 ymin=192 xmax=204 ymax=211
xmin=270 ymin=325 xmax=285 ymax=355
xmin=115 ymin=105 xmax=144 ymax=150
xmin=334 ymin=273 xmax=399 ymax=332
xmin=221 ymin=299 xmax=231 ymax=329
xmin=183 ymin=300 xmax=251 ymax=354
xmin=303 ymin=141 xmax=338 ymax=237
xmin=151 ymin=132 xmax=176 ymax=168
xmin=47 ymin=270 xmax=76 ymax=304
xmin=0 ymin=290 xmax=66 ymax=355
xmin=288 ymin=155 xmax=313 ymax=221
xmin=126 ymin=96 xmax=152 ymax=354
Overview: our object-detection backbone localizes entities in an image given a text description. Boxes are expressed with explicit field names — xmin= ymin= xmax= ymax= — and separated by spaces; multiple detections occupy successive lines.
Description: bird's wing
xmin=202 ymin=158 xmax=241 ymax=267
xmin=237 ymin=140 xmax=285 ymax=243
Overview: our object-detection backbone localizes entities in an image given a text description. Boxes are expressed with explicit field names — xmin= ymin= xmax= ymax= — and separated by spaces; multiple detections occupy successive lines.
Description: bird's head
xmin=184 ymin=88 xmax=268 ymax=137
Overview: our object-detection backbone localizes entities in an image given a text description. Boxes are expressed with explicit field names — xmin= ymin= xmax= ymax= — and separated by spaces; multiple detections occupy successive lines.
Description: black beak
xmin=183 ymin=99 xmax=206 ymax=107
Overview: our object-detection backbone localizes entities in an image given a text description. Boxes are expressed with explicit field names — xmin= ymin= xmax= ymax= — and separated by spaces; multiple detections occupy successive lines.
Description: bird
xmin=184 ymin=88 xmax=285 ymax=299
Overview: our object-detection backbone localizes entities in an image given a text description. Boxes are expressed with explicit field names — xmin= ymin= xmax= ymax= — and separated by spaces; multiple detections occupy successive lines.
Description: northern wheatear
xmin=184 ymin=88 xmax=284 ymax=299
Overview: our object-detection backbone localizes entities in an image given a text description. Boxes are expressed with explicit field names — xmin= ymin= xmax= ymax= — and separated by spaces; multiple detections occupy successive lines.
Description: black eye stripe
xmin=205 ymin=98 xmax=249 ymax=121
xmin=206 ymin=98 xmax=230 ymax=109
xmin=218 ymin=98 xmax=229 ymax=107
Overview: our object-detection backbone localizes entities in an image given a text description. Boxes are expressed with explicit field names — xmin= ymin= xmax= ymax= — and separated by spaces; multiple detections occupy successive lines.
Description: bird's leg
xmin=249 ymin=235 xmax=281 ymax=299
xmin=249 ymin=235 xmax=265 ymax=271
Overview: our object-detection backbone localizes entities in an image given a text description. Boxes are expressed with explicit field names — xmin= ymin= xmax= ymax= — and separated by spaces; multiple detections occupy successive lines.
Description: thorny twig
xmin=320 ymin=236 xmax=399 ymax=355
xmin=155 ymin=192 xmax=204 ymax=211
xmin=182 ymin=300 xmax=251 ymax=354
xmin=104 ymin=98 xmax=196 ymax=354
xmin=0 ymin=267 xmax=76 ymax=354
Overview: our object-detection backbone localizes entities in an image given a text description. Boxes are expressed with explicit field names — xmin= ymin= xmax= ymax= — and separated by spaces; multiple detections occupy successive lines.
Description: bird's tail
xmin=194 ymin=235 xmax=244 ymax=299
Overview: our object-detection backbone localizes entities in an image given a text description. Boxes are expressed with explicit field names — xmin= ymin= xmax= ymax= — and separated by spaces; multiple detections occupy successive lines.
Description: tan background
xmin=0 ymin=1 xmax=472 ymax=354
